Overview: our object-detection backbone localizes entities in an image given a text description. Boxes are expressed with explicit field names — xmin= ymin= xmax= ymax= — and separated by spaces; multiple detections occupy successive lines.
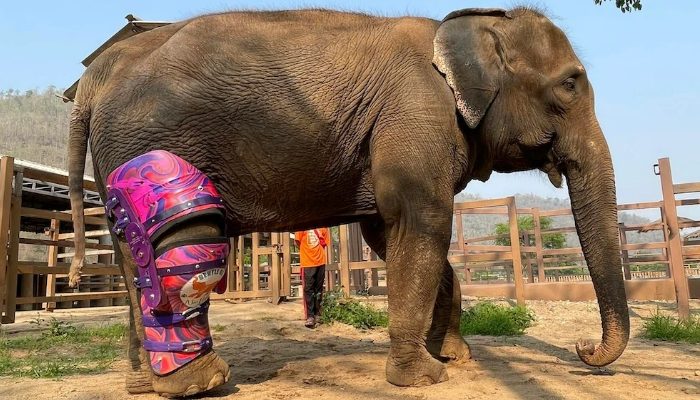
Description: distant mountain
xmin=0 ymin=87 xmax=93 ymax=173
xmin=453 ymin=192 xmax=662 ymax=245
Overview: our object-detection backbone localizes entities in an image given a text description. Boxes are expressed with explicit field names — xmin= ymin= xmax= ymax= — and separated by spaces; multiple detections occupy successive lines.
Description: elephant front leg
xmin=373 ymin=179 xmax=454 ymax=386
xmin=384 ymin=222 xmax=452 ymax=386
xmin=426 ymin=263 xmax=471 ymax=363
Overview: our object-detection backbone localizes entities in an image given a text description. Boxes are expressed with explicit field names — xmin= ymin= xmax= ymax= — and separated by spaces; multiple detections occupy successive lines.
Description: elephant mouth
xmin=542 ymin=161 xmax=564 ymax=188
xmin=514 ymin=131 xmax=564 ymax=188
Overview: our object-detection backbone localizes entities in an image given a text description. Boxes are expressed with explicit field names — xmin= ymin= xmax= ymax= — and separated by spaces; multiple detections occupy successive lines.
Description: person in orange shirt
xmin=294 ymin=227 xmax=330 ymax=328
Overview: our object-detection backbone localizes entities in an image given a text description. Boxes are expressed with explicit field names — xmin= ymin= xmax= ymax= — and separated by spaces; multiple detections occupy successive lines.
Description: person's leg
xmin=314 ymin=264 xmax=326 ymax=320
xmin=302 ymin=267 xmax=316 ymax=326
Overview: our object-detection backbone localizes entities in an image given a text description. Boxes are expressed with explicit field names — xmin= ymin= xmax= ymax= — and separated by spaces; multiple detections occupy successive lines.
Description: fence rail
xmin=1 ymin=155 xmax=698 ymax=323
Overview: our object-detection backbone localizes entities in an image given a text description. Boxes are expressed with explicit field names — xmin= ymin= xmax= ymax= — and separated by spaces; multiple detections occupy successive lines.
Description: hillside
xmin=0 ymin=87 xmax=93 ymax=173
xmin=0 ymin=87 xmax=659 ymax=245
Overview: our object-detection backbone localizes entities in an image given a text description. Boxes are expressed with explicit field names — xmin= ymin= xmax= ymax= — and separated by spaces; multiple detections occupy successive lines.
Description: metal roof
xmin=63 ymin=14 xmax=171 ymax=102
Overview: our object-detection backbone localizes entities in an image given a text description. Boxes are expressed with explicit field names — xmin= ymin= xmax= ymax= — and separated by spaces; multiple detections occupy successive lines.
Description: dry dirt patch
xmin=0 ymin=298 xmax=698 ymax=400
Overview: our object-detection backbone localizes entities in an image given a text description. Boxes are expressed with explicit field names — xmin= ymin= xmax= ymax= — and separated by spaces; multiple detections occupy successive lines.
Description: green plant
xmin=320 ymin=289 xmax=388 ymax=329
xmin=460 ymin=302 xmax=535 ymax=336
xmin=495 ymin=216 xmax=566 ymax=249
xmin=641 ymin=312 xmax=700 ymax=344
xmin=0 ymin=320 xmax=127 ymax=378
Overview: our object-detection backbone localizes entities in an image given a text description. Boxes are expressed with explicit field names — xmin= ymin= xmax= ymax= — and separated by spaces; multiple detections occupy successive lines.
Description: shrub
xmin=641 ymin=312 xmax=700 ymax=344
xmin=320 ymin=289 xmax=388 ymax=329
xmin=460 ymin=302 xmax=534 ymax=336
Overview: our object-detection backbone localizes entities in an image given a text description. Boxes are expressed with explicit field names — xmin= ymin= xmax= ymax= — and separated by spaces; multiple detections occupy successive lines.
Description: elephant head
xmin=434 ymin=8 xmax=629 ymax=367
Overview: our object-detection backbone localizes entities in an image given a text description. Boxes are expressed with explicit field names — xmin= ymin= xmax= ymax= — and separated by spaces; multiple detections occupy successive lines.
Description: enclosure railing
xmin=1 ymin=154 xmax=698 ymax=323
xmin=0 ymin=156 xmax=126 ymax=324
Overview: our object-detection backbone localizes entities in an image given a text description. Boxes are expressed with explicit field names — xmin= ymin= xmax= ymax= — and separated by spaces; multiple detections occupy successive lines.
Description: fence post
xmin=657 ymin=157 xmax=689 ymax=318
xmin=0 ymin=157 xmax=14 ymax=323
xmin=532 ymin=208 xmax=545 ymax=283
xmin=522 ymin=230 xmax=535 ymax=283
xmin=236 ymin=236 xmax=245 ymax=292
xmin=618 ymin=223 xmax=632 ymax=280
xmin=44 ymin=219 xmax=60 ymax=311
xmin=270 ymin=233 xmax=281 ymax=304
xmin=339 ymin=225 xmax=351 ymax=297
xmin=2 ymin=170 xmax=22 ymax=323
xmin=281 ymin=233 xmax=292 ymax=297
xmin=251 ymin=233 xmax=260 ymax=293
xmin=507 ymin=197 xmax=525 ymax=305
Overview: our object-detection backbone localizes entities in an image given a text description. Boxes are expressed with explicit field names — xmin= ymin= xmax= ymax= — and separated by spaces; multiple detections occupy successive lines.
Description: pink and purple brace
xmin=105 ymin=150 xmax=228 ymax=375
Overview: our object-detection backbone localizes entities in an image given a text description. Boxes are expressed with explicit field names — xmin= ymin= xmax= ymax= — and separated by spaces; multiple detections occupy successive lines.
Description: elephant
xmin=66 ymin=7 xmax=630 ymax=397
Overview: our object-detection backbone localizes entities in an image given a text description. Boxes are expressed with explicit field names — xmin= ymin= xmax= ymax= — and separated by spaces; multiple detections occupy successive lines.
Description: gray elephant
xmin=67 ymin=7 xmax=629 ymax=397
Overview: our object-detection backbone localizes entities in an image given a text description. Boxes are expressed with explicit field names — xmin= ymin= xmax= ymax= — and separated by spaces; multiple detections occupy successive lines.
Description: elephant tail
xmin=67 ymin=98 xmax=91 ymax=288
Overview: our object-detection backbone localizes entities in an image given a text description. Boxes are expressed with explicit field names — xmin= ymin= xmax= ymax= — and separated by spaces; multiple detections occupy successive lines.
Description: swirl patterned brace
xmin=106 ymin=150 xmax=224 ymax=239
xmin=105 ymin=150 xmax=229 ymax=375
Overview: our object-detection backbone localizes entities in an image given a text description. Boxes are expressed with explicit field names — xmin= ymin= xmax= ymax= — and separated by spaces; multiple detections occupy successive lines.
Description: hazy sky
xmin=1 ymin=1 xmax=698 ymax=218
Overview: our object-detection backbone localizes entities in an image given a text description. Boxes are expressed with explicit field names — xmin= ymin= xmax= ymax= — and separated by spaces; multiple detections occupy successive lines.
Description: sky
xmin=0 ymin=1 xmax=698 ymax=218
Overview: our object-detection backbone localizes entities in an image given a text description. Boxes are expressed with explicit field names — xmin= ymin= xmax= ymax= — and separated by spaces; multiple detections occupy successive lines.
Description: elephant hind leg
xmin=426 ymin=262 xmax=471 ymax=364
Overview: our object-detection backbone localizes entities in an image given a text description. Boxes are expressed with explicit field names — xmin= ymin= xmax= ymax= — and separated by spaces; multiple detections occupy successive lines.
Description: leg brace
xmin=105 ymin=150 xmax=228 ymax=375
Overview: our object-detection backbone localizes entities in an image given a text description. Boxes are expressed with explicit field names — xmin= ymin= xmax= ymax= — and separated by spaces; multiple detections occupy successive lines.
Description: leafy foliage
xmin=641 ymin=312 xmax=700 ymax=344
xmin=595 ymin=0 xmax=642 ymax=13
xmin=459 ymin=302 xmax=535 ymax=336
xmin=0 ymin=316 xmax=126 ymax=378
xmin=320 ymin=289 xmax=388 ymax=329
xmin=494 ymin=216 xmax=566 ymax=249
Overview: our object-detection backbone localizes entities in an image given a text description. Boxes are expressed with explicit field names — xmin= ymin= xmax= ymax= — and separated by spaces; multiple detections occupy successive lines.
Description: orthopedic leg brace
xmin=105 ymin=150 xmax=228 ymax=375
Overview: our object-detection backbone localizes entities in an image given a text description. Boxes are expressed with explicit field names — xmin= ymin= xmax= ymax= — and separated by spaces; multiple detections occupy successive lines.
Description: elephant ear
xmin=433 ymin=8 xmax=509 ymax=129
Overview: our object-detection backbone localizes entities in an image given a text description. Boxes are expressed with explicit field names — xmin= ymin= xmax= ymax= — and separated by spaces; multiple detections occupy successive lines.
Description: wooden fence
xmin=1 ymin=155 xmax=698 ymax=323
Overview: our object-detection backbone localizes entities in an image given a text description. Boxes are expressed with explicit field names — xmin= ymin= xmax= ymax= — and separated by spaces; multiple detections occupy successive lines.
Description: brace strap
xmin=143 ymin=337 xmax=213 ymax=353
xmin=141 ymin=302 xmax=210 ymax=327
xmin=142 ymin=195 xmax=224 ymax=232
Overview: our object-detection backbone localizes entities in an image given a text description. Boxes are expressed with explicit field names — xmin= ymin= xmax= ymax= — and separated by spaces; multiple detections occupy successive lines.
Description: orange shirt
xmin=294 ymin=228 xmax=329 ymax=267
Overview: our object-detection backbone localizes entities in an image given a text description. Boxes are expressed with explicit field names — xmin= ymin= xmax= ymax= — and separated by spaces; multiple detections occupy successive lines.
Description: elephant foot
xmin=152 ymin=351 xmax=230 ymax=398
xmin=427 ymin=335 xmax=472 ymax=364
xmin=126 ymin=370 xmax=154 ymax=394
xmin=385 ymin=345 xmax=449 ymax=387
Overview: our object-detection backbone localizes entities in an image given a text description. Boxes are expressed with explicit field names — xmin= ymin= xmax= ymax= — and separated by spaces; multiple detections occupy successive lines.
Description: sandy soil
xmin=0 ymin=298 xmax=698 ymax=400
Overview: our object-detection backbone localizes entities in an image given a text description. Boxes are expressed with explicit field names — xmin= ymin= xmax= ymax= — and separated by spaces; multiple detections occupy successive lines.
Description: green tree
xmin=494 ymin=216 xmax=566 ymax=249
xmin=595 ymin=0 xmax=642 ymax=13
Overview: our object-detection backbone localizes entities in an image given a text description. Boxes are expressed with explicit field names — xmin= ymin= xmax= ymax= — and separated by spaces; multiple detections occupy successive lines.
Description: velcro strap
xmin=142 ymin=302 xmax=210 ymax=327
xmin=142 ymin=195 xmax=224 ymax=232
xmin=157 ymin=258 xmax=227 ymax=277
xmin=143 ymin=337 xmax=213 ymax=353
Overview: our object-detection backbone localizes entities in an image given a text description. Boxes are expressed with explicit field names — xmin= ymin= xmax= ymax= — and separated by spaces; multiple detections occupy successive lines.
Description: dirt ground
xmin=0 ymin=298 xmax=698 ymax=400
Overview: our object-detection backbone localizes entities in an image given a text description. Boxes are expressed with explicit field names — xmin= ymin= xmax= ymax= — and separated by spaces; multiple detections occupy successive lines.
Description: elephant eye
xmin=562 ymin=77 xmax=576 ymax=92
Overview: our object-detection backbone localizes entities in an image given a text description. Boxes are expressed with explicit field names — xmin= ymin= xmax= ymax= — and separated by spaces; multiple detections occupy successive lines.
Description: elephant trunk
xmin=559 ymin=121 xmax=630 ymax=367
